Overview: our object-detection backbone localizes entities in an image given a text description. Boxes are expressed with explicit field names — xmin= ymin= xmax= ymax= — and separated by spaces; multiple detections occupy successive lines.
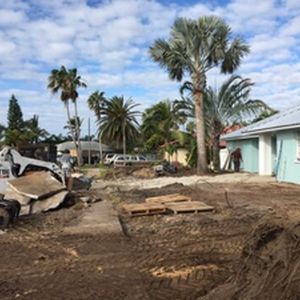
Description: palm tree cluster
xmin=1 ymin=15 xmax=274 ymax=173
xmin=48 ymin=66 xmax=86 ymax=166
xmin=141 ymin=100 xmax=186 ymax=151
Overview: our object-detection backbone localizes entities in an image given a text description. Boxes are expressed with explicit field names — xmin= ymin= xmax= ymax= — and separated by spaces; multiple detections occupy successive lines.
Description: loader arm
xmin=0 ymin=147 xmax=65 ymax=185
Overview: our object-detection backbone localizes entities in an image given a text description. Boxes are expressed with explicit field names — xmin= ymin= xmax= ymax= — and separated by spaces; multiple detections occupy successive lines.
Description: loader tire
xmin=0 ymin=207 xmax=10 ymax=230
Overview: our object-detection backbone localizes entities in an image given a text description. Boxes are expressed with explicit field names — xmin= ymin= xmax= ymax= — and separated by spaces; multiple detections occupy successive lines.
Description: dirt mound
xmin=104 ymin=166 xmax=156 ymax=180
xmin=202 ymin=215 xmax=300 ymax=300
xmin=132 ymin=167 xmax=156 ymax=179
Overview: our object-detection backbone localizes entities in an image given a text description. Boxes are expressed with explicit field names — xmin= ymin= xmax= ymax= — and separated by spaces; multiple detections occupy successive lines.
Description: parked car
xmin=104 ymin=153 xmax=118 ymax=166
xmin=113 ymin=154 xmax=147 ymax=167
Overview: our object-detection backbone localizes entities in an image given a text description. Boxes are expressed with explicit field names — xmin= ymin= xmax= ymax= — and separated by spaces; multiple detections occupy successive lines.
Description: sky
xmin=0 ymin=0 xmax=300 ymax=136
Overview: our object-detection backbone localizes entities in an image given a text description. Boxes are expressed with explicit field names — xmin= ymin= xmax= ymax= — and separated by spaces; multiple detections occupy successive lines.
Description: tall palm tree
xmin=67 ymin=68 xmax=87 ymax=162
xmin=180 ymin=75 xmax=272 ymax=170
xmin=98 ymin=96 xmax=139 ymax=156
xmin=150 ymin=16 xmax=249 ymax=174
xmin=47 ymin=66 xmax=86 ymax=166
xmin=87 ymin=91 xmax=106 ymax=162
xmin=141 ymin=100 xmax=186 ymax=151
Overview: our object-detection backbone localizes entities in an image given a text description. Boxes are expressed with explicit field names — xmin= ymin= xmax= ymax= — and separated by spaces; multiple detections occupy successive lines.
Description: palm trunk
xmin=212 ymin=136 xmax=220 ymax=171
xmin=193 ymin=75 xmax=207 ymax=174
xmin=122 ymin=122 xmax=126 ymax=167
xmin=65 ymin=101 xmax=79 ymax=162
xmin=98 ymin=131 xmax=103 ymax=164
xmin=73 ymin=99 xmax=82 ymax=166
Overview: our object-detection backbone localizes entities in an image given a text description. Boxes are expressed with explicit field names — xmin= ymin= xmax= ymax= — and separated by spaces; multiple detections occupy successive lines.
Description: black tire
xmin=0 ymin=207 xmax=10 ymax=230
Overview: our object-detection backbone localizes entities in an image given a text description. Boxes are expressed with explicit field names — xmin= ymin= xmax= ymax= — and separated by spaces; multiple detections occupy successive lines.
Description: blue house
xmin=222 ymin=104 xmax=300 ymax=184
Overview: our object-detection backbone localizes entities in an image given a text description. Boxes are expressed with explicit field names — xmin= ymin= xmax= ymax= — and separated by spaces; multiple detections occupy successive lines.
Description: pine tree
xmin=7 ymin=94 xmax=24 ymax=130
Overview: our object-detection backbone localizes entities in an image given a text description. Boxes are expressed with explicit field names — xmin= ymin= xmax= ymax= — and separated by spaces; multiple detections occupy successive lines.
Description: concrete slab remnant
xmin=4 ymin=185 xmax=31 ymax=205
xmin=7 ymin=172 xmax=64 ymax=199
xmin=30 ymin=190 xmax=69 ymax=214
xmin=64 ymin=200 xmax=123 ymax=234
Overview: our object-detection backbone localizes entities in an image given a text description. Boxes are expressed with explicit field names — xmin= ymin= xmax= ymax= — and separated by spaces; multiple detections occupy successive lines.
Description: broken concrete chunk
xmin=19 ymin=204 xmax=31 ymax=216
xmin=4 ymin=185 xmax=31 ymax=205
xmin=31 ymin=190 xmax=69 ymax=214
xmin=7 ymin=172 xmax=65 ymax=200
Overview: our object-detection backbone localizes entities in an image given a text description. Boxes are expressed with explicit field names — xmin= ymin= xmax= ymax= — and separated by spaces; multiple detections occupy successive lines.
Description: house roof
xmin=57 ymin=141 xmax=112 ymax=152
xmin=222 ymin=103 xmax=300 ymax=141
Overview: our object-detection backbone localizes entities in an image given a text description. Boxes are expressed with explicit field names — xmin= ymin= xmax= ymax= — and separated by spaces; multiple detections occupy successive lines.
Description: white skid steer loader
xmin=0 ymin=146 xmax=66 ymax=229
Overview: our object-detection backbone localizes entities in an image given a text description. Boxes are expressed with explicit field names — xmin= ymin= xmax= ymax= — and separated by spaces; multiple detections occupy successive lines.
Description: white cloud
xmin=0 ymin=0 xmax=300 ymax=134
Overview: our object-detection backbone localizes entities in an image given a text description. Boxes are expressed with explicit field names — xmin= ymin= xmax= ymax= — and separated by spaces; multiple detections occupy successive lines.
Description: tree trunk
xmin=212 ymin=136 xmax=220 ymax=171
xmin=98 ymin=131 xmax=103 ymax=164
xmin=122 ymin=122 xmax=126 ymax=166
xmin=65 ymin=101 xmax=79 ymax=163
xmin=193 ymin=90 xmax=207 ymax=174
xmin=73 ymin=99 xmax=82 ymax=166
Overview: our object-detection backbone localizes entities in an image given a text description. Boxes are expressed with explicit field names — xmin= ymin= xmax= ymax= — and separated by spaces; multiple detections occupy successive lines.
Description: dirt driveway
xmin=1 ymin=175 xmax=300 ymax=299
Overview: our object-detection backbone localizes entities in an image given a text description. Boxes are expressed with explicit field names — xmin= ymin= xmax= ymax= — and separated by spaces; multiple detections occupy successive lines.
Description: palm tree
xmin=149 ymin=16 xmax=249 ymax=174
xmin=67 ymin=68 xmax=87 ymax=162
xmin=47 ymin=66 xmax=86 ymax=166
xmin=64 ymin=117 xmax=83 ymax=141
xmin=98 ymin=96 xmax=139 ymax=156
xmin=141 ymin=100 xmax=186 ymax=151
xmin=180 ymin=75 xmax=272 ymax=170
xmin=25 ymin=115 xmax=49 ymax=143
xmin=87 ymin=91 xmax=106 ymax=162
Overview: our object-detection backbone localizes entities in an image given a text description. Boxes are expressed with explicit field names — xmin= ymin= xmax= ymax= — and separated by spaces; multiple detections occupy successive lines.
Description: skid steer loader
xmin=0 ymin=146 xmax=66 ymax=229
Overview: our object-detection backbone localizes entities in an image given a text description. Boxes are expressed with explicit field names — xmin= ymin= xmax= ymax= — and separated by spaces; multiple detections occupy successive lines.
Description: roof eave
xmin=245 ymin=123 xmax=300 ymax=135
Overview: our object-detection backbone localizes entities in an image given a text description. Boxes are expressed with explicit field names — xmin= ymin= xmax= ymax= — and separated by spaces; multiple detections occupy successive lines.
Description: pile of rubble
xmin=5 ymin=171 xmax=69 ymax=215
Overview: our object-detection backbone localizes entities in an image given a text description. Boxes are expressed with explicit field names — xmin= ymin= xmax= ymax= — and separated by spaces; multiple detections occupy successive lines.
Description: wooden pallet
xmin=166 ymin=201 xmax=214 ymax=214
xmin=145 ymin=193 xmax=191 ymax=204
xmin=123 ymin=203 xmax=167 ymax=217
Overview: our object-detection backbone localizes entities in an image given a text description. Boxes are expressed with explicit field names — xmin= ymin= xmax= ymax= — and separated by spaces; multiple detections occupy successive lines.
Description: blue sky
xmin=1 ymin=0 xmax=300 ymax=135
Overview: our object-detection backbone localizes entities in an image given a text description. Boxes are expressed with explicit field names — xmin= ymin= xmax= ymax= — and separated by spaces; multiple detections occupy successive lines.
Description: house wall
xmin=276 ymin=130 xmax=300 ymax=184
xmin=164 ymin=148 xmax=188 ymax=166
xmin=227 ymin=138 xmax=259 ymax=173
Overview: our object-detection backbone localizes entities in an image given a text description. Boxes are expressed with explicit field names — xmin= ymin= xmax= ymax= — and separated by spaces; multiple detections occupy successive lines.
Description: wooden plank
xmin=123 ymin=203 xmax=166 ymax=217
xmin=145 ymin=193 xmax=191 ymax=204
xmin=166 ymin=201 xmax=214 ymax=214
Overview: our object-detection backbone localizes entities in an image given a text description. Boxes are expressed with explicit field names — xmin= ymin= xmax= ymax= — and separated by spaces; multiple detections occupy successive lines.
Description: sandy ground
xmin=0 ymin=174 xmax=300 ymax=299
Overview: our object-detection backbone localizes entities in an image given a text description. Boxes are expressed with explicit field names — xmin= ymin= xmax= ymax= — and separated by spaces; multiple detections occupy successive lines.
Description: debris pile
xmin=5 ymin=171 xmax=68 ymax=216
xmin=202 ymin=215 xmax=300 ymax=300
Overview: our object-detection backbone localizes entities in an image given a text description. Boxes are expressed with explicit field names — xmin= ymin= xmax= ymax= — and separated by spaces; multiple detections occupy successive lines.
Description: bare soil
xmin=1 ymin=179 xmax=300 ymax=299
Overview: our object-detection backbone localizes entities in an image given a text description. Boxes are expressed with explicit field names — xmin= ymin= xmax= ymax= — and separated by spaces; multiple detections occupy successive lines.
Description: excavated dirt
xmin=1 ymin=179 xmax=300 ymax=299
xmin=202 ymin=215 xmax=300 ymax=300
